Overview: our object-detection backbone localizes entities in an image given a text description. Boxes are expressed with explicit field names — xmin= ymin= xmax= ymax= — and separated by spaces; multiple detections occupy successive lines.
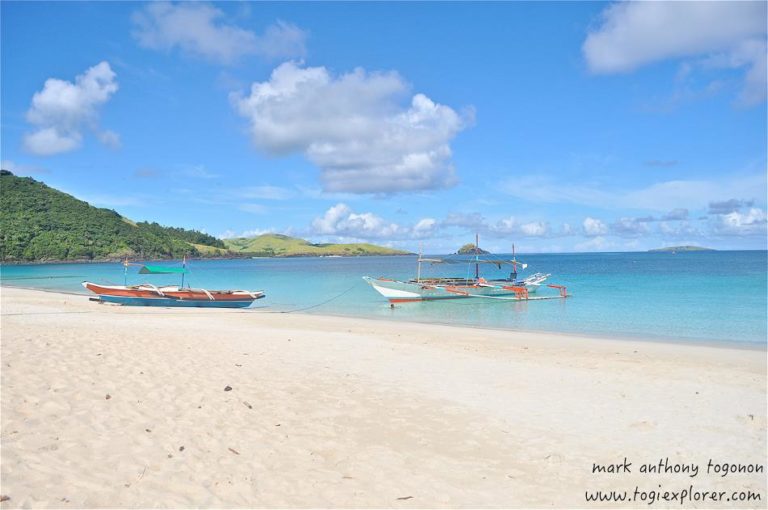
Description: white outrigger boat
xmin=363 ymin=239 xmax=567 ymax=304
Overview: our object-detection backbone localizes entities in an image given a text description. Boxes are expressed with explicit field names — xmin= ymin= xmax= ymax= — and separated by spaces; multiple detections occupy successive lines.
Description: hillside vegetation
xmin=457 ymin=243 xmax=490 ymax=255
xmin=0 ymin=171 xmax=224 ymax=261
xmin=225 ymin=234 xmax=410 ymax=257
xmin=0 ymin=170 xmax=409 ymax=262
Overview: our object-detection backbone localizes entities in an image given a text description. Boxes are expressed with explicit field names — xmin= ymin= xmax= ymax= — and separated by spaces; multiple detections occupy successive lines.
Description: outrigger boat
xmin=364 ymin=238 xmax=567 ymax=304
xmin=83 ymin=259 xmax=265 ymax=308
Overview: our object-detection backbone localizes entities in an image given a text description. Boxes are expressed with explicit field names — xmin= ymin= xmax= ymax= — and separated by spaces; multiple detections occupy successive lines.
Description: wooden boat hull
xmin=95 ymin=294 xmax=258 ymax=308
xmin=82 ymin=282 xmax=265 ymax=307
xmin=362 ymin=276 xmax=542 ymax=303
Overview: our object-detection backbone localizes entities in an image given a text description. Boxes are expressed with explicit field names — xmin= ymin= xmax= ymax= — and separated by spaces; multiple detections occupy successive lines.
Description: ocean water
xmin=1 ymin=251 xmax=766 ymax=345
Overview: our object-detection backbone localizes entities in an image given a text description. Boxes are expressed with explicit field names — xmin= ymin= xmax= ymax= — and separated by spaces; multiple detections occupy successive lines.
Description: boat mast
xmin=181 ymin=255 xmax=186 ymax=288
xmin=416 ymin=243 xmax=422 ymax=283
xmin=475 ymin=233 xmax=480 ymax=280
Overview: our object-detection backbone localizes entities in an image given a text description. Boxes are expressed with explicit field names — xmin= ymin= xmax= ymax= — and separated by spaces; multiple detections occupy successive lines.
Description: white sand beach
xmin=1 ymin=286 xmax=765 ymax=508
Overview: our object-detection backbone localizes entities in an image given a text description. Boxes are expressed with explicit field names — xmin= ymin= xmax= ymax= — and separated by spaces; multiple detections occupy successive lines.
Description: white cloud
xmin=583 ymin=217 xmax=608 ymax=236
xmin=219 ymin=228 xmax=278 ymax=239
xmin=491 ymin=216 xmax=550 ymax=237
xmin=23 ymin=61 xmax=118 ymax=156
xmin=232 ymin=62 xmax=468 ymax=193
xmin=711 ymin=207 xmax=767 ymax=236
xmin=256 ymin=20 xmax=308 ymax=60
xmin=412 ymin=218 xmax=438 ymax=238
xmin=132 ymin=3 xmax=306 ymax=64
xmin=311 ymin=203 xmax=403 ymax=239
xmin=310 ymin=204 xmax=440 ymax=240
xmin=583 ymin=1 xmax=767 ymax=105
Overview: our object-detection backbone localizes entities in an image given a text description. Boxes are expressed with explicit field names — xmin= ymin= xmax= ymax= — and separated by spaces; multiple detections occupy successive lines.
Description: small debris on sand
xmin=105 ymin=394 xmax=111 ymax=400
xmin=396 ymin=496 xmax=413 ymax=500
xmin=243 ymin=401 xmax=252 ymax=409
xmin=179 ymin=446 xmax=185 ymax=452
xmin=224 ymin=386 xmax=232 ymax=392
xmin=228 ymin=448 xmax=240 ymax=455
xmin=0 ymin=495 xmax=10 ymax=503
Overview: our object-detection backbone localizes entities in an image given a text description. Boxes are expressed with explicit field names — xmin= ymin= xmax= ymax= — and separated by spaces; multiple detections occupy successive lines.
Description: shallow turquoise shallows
xmin=2 ymin=251 xmax=766 ymax=345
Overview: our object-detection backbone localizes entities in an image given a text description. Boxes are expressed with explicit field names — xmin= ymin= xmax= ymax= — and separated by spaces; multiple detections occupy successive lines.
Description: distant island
xmin=457 ymin=243 xmax=489 ymax=255
xmin=648 ymin=246 xmax=715 ymax=253
xmin=0 ymin=170 xmax=409 ymax=262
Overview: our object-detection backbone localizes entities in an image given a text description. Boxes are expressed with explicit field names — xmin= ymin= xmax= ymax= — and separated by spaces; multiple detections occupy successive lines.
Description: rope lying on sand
xmin=263 ymin=283 xmax=359 ymax=314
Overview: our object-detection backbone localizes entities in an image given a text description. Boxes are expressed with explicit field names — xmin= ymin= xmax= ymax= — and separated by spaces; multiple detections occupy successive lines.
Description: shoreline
xmin=2 ymin=286 xmax=765 ymax=507
xmin=0 ymin=253 xmax=416 ymax=266
xmin=2 ymin=283 xmax=765 ymax=352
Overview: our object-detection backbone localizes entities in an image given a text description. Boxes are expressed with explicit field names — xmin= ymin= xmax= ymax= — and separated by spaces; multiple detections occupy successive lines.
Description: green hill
xmin=457 ymin=243 xmax=489 ymax=255
xmin=224 ymin=233 xmax=410 ymax=257
xmin=648 ymin=245 xmax=715 ymax=253
xmin=0 ymin=170 xmax=225 ymax=262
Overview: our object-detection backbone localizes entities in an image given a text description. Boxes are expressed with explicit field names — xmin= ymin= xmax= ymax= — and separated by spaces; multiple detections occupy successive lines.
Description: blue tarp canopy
xmin=138 ymin=265 xmax=188 ymax=275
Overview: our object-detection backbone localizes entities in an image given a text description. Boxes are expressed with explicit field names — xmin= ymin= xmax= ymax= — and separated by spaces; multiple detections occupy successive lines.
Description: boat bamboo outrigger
xmin=83 ymin=257 xmax=265 ymax=308
xmin=364 ymin=236 xmax=567 ymax=304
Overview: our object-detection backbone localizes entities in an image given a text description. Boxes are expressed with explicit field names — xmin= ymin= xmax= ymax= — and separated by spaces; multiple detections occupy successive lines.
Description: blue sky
xmin=2 ymin=1 xmax=766 ymax=253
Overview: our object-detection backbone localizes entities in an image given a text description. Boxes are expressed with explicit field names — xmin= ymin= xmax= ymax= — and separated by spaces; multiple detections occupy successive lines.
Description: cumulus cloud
xmin=312 ymin=203 xmax=403 ymax=238
xmin=132 ymin=3 xmax=306 ymax=64
xmin=23 ymin=61 xmax=118 ymax=156
xmin=583 ymin=217 xmax=608 ymax=236
xmin=583 ymin=1 xmax=767 ymax=105
xmin=232 ymin=62 xmax=468 ymax=193
xmin=310 ymin=203 xmax=441 ymax=240
xmin=492 ymin=217 xmax=550 ymax=237
xmin=710 ymin=207 xmax=767 ymax=236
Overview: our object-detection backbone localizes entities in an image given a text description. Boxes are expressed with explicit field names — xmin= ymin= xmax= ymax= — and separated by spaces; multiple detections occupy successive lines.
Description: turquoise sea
xmin=2 ymin=251 xmax=766 ymax=346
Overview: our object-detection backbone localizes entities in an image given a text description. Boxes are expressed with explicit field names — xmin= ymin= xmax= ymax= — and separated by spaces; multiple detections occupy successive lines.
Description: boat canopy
xmin=419 ymin=257 xmax=527 ymax=269
xmin=138 ymin=265 xmax=189 ymax=275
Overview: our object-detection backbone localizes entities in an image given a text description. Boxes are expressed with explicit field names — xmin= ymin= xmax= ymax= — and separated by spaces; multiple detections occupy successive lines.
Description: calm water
xmin=2 ymin=251 xmax=766 ymax=345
